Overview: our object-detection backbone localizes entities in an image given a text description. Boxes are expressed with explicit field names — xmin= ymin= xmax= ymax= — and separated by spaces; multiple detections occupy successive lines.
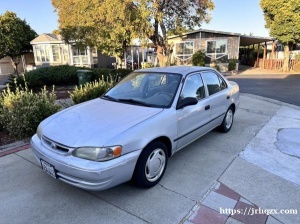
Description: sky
xmin=0 ymin=0 xmax=270 ymax=37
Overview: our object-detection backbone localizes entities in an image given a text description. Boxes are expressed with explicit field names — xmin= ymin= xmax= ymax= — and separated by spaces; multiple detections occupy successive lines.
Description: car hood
xmin=41 ymin=98 xmax=163 ymax=147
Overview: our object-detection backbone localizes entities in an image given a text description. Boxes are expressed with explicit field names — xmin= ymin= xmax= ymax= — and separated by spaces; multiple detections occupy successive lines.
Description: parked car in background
xmin=31 ymin=66 xmax=240 ymax=191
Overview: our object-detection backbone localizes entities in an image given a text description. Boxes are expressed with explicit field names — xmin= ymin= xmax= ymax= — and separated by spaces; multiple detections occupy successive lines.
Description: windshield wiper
xmin=102 ymin=95 xmax=119 ymax=102
xmin=118 ymin=98 xmax=152 ymax=107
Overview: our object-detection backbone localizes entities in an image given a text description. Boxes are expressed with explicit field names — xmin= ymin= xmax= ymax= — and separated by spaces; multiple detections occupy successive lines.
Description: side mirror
xmin=176 ymin=97 xmax=198 ymax=109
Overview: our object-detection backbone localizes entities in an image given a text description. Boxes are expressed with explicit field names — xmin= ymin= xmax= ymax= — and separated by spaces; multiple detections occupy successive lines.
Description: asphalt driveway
xmin=228 ymin=73 xmax=300 ymax=106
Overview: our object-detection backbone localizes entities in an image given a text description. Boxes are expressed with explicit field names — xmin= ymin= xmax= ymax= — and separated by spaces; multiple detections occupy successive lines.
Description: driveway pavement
xmin=0 ymin=74 xmax=10 ymax=90
xmin=0 ymin=94 xmax=300 ymax=224
xmin=228 ymin=74 xmax=300 ymax=106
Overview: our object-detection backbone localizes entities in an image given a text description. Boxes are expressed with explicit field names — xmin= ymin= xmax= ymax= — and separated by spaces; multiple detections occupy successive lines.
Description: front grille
xmin=42 ymin=136 xmax=71 ymax=153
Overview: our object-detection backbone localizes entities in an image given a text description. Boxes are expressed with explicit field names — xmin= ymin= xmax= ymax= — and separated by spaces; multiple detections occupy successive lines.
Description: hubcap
xmin=225 ymin=110 xmax=233 ymax=129
xmin=145 ymin=148 xmax=166 ymax=182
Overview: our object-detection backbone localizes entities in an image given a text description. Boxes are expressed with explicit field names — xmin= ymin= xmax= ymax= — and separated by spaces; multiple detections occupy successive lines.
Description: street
xmin=228 ymin=73 xmax=300 ymax=106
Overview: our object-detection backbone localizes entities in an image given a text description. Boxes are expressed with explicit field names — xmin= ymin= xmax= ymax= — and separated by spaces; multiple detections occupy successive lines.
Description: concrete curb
xmin=0 ymin=140 xmax=30 ymax=157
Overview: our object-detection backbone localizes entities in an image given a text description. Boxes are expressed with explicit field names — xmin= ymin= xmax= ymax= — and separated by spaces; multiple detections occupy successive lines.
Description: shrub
xmin=141 ymin=62 xmax=154 ymax=68
xmin=228 ymin=59 xmax=237 ymax=71
xmin=192 ymin=50 xmax=205 ymax=66
xmin=92 ymin=68 xmax=131 ymax=83
xmin=8 ymin=65 xmax=132 ymax=89
xmin=69 ymin=79 xmax=114 ymax=104
xmin=213 ymin=64 xmax=220 ymax=71
xmin=0 ymin=78 xmax=61 ymax=139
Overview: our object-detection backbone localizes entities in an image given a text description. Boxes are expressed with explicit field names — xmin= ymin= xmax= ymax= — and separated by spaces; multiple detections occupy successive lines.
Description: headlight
xmin=72 ymin=146 xmax=122 ymax=161
xmin=37 ymin=124 xmax=42 ymax=139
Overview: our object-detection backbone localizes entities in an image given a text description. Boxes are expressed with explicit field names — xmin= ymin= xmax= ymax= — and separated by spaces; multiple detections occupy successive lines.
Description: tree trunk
xmin=10 ymin=56 xmax=20 ymax=77
xmin=156 ymin=46 xmax=169 ymax=67
xmin=282 ymin=45 xmax=290 ymax=72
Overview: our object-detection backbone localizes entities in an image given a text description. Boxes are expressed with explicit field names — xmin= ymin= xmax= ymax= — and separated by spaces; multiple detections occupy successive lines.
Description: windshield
xmin=103 ymin=72 xmax=182 ymax=108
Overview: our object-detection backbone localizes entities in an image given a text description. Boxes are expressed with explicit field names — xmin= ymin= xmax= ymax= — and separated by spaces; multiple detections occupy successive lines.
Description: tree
xmin=52 ymin=0 xmax=214 ymax=66
xmin=141 ymin=0 xmax=214 ymax=66
xmin=52 ymin=0 xmax=148 ymax=62
xmin=52 ymin=29 xmax=61 ymax=35
xmin=0 ymin=11 xmax=37 ymax=76
xmin=260 ymin=0 xmax=300 ymax=71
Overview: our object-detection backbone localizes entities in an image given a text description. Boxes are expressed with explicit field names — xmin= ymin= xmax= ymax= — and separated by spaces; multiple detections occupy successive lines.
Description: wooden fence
xmin=256 ymin=59 xmax=300 ymax=70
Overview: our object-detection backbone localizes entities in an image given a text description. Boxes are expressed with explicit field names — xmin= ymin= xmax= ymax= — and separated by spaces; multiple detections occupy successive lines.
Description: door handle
xmin=205 ymin=105 xmax=210 ymax=110
xmin=227 ymin=95 xmax=230 ymax=99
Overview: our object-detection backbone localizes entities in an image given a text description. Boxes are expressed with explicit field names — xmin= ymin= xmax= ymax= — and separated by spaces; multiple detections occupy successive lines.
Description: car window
xmin=201 ymin=72 xmax=223 ymax=96
xmin=180 ymin=74 xmax=205 ymax=100
xmin=219 ymin=76 xmax=227 ymax=90
xmin=104 ymin=72 xmax=181 ymax=108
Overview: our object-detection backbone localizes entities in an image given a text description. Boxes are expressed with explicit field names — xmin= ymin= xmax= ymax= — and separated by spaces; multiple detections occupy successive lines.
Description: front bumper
xmin=30 ymin=134 xmax=141 ymax=191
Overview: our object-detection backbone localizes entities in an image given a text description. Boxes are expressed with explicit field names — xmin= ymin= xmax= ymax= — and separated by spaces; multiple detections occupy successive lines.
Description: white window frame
xmin=51 ymin=44 xmax=61 ymax=63
xmin=62 ymin=45 xmax=69 ymax=63
xmin=205 ymin=39 xmax=228 ymax=60
xmin=34 ymin=45 xmax=50 ymax=63
xmin=175 ymin=41 xmax=194 ymax=61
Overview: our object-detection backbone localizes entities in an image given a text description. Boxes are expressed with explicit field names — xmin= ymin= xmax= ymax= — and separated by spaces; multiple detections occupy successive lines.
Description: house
xmin=121 ymin=45 xmax=158 ymax=69
xmin=267 ymin=41 xmax=300 ymax=59
xmin=0 ymin=54 xmax=34 ymax=75
xmin=168 ymin=29 xmax=274 ymax=71
xmin=30 ymin=33 xmax=120 ymax=69
xmin=30 ymin=33 xmax=98 ymax=68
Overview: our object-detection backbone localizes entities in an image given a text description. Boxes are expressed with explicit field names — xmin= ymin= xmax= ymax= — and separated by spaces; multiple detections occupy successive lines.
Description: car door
xmin=201 ymin=71 xmax=229 ymax=128
xmin=175 ymin=73 xmax=212 ymax=150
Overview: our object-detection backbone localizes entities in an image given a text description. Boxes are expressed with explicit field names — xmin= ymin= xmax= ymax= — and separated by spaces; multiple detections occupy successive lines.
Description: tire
xmin=132 ymin=141 xmax=168 ymax=188
xmin=219 ymin=107 xmax=234 ymax=133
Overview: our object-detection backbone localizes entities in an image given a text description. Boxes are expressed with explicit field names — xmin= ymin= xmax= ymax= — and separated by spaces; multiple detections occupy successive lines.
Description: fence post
xmin=256 ymin=43 xmax=260 ymax=68
xmin=263 ymin=42 xmax=267 ymax=69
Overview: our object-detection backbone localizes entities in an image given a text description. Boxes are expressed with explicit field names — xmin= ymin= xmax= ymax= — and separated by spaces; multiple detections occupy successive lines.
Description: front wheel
xmin=219 ymin=107 xmax=234 ymax=133
xmin=132 ymin=141 xmax=168 ymax=188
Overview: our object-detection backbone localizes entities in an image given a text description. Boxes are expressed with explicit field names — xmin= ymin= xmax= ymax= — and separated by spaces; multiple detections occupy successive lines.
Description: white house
xmin=30 ymin=33 xmax=96 ymax=68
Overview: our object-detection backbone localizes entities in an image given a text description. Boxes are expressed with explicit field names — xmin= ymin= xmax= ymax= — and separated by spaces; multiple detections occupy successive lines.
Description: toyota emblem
xmin=50 ymin=142 xmax=57 ymax=149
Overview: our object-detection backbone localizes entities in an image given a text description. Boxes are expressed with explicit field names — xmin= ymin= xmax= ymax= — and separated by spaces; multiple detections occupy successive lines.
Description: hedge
xmin=9 ymin=65 xmax=131 ymax=89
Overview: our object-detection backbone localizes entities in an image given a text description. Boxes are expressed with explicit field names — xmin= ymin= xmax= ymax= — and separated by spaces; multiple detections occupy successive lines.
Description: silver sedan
xmin=31 ymin=66 xmax=240 ymax=190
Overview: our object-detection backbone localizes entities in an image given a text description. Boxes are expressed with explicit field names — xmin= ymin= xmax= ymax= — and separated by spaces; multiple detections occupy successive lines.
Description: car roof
xmin=136 ymin=66 xmax=216 ymax=77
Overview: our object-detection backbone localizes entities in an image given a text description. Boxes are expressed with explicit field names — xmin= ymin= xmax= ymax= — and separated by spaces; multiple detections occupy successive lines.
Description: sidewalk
xmin=0 ymin=94 xmax=299 ymax=224
xmin=222 ymin=65 xmax=299 ymax=77
xmin=181 ymin=94 xmax=300 ymax=224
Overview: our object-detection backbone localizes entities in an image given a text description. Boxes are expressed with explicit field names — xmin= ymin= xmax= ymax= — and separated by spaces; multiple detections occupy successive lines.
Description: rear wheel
xmin=219 ymin=107 xmax=234 ymax=133
xmin=132 ymin=141 xmax=168 ymax=188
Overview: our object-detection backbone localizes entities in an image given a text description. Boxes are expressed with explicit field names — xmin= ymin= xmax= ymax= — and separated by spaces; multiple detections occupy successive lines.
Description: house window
xmin=63 ymin=45 xmax=69 ymax=62
xmin=52 ymin=45 xmax=61 ymax=62
xmin=206 ymin=40 xmax=227 ymax=54
xmin=34 ymin=45 xmax=50 ymax=63
xmin=34 ymin=46 xmax=41 ymax=62
xmin=175 ymin=41 xmax=194 ymax=61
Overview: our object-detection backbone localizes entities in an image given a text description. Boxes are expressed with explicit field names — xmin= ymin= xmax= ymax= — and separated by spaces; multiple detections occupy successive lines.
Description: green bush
xmin=92 ymin=68 xmax=131 ymax=83
xmin=141 ymin=62 xmax=154 ymax=68
xmin=9 ymin=65 xmax=131 ymax=89
xmin=213 ymin=64 xmax=220 ymax=71
xmin=228 ymin=59 xmax=237 ymax=71
xmin=69 ymin=79 xmax=114 ymax=104
xmin=0 ymin=78 xmax=61 ymax=139
xmin=192 ymin=50 xmax=205 ymax=66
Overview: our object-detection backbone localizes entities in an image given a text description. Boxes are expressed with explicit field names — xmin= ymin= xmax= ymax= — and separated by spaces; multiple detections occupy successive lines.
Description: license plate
xmin=40 ymin=160 xmax=57 ymax=179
